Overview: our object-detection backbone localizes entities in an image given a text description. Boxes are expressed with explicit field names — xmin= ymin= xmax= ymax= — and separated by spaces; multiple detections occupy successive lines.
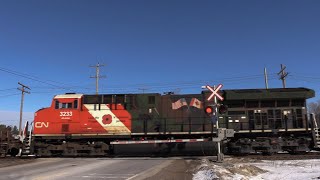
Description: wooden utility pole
xmin=278 ymin=64 xmax=289 ymax=88
xmin=90 ymin=62 xmax=106 ymax=95
xmin=138 ymin=88 xmax=148 ymax=94
xmin=264 ymin=67 xmax=269 ymax=89
xmin=17 ymin=82 xmax=30 ymax=135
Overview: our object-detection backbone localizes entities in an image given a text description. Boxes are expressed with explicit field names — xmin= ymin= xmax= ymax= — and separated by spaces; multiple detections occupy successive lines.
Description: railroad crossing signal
xmin=204 ymin=83 xmax=225 ymax=163
xmin=205 ymin=106 xmax=214 ymax=114
xmin=206 ymin=84 xmax=224 ymax=101
xmin=204 ymin=104 xmax=228 ymax=116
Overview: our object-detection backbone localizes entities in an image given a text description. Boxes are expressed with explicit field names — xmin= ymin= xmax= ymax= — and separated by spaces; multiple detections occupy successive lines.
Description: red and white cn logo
xmin=206 ymin=84 xmax=224 ymax=101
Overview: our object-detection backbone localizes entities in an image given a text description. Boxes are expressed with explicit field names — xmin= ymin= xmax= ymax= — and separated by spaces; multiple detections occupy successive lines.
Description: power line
xmin=0 ymin=88 xmax=17 ymax=92
xmin=290 ymin=75 xmax=320 ymax=81
xmin=28 ymin=75 xmax=280 ymax=95
xmin=103 ymin=74 xmax=277 ymax=89
xmin=0 ymin=93 xmax=21 ymax=98
xmin=0 ymin=66 xmax=75 ymax=91
xmin=0 ymin=65 xmax=281 ymax=90
xmin=0 ymin=65 xmax=283 ymax=95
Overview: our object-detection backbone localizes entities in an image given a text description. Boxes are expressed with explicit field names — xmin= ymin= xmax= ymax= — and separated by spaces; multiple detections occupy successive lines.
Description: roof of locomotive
xmin=206 ymin=87 xmax=315 ymax=100
xmin=54 ymin=94 xmax=83 ymax=99
xmin=82 ymin=93 xmax=161 ymax=97
xmin=54 ymin=87 xmax=315 ymax=101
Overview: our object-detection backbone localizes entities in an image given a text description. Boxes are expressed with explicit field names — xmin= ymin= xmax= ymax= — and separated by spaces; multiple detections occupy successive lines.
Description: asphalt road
xmin=0 ymin=157 xmax=174 ymax=180
xmin=0 ymin=142 xmax=218 ymax=180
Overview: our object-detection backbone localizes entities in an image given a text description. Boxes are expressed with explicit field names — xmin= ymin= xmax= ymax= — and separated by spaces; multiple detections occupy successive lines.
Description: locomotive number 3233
xmin=60 ymin=111 xmax=73 ymax=117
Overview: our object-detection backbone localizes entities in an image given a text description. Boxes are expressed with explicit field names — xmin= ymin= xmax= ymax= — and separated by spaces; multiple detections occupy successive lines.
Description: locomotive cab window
xmin=74 ymin=100 xmax=78 ymax=109
xmin=67 ymin=103 xmax=72 ymax=108
xmin=61 ymin=103 xmax=67 ymax=109
xmin=54 ymin=101 xmax=74 ymax=109
xmin=55 ymin=100 xmax=59 ymax=109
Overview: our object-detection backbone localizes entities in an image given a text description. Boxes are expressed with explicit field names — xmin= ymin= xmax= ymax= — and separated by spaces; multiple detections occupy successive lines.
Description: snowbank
xmin=193 ymin=158 xmax=320 ymax=180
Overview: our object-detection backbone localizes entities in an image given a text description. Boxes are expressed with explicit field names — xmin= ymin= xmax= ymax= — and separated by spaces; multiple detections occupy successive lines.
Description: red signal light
xmin=205 ymin=106 xmax=213 ymax=115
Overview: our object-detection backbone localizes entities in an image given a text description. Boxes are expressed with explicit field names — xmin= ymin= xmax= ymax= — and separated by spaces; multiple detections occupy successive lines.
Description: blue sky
xmin=0 ymin=0 xmax=320 ymax=126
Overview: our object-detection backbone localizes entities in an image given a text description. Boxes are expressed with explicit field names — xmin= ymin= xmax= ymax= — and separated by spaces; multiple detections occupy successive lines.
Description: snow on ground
xmin=251 ymin=159 xmax=320 ymax=180
xmin=193 ymin=158 xmax=320 ymax=180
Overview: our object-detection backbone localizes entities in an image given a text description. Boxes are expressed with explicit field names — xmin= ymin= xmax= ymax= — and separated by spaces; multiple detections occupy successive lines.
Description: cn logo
xmin=35 ymin=122 xmax=49 ymax=128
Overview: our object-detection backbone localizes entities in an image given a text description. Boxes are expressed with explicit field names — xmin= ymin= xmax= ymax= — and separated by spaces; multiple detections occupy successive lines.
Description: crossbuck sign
xmin=206 ymin=84 xmax=224 ymax=101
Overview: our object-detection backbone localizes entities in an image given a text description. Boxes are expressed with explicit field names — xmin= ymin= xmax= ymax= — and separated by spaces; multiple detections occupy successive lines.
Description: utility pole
xmin=264 ymin=67 xmax=269 ymax=89
xmin=90 ymin=62 xmax=106 ymax=95
xmin=278 ymin=64 xmax=289 ymax=88
xmin=17 ymin=82 xmax=30 ymax=136
xmin=138 ymin=88 xmax=148 ymax=94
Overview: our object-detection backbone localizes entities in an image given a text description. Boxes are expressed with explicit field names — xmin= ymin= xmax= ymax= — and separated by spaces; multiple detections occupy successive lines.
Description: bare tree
xmin=12 ymin=125 xmax=19 ymax=135
xmin=308 ymin=100 xmax=320 ymax=122
xmin=0 ymin=124 xmax=6 ymax=131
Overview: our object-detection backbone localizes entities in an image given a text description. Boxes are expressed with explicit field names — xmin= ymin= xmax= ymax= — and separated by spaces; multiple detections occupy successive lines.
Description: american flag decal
xmin=172 ymin=98 xmax=188 ymax=110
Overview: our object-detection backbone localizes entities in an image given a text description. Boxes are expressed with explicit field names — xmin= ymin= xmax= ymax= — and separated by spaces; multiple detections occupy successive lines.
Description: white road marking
xmin=126 ymin=174 xmax=140 ymax=180
xmin=88 ymin=174 xmax=135 ymax=176
xmin=79 ymin=173 xmax=135 ymax=179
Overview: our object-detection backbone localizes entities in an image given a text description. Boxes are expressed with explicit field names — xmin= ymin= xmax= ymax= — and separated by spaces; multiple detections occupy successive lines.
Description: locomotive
xmin=220 ymin=88 xmax=318 ymax=155
xmin=1 ymin=87 xmax=319 ymax=157
xmin=32 ymin=92 xmax=218 ymax=156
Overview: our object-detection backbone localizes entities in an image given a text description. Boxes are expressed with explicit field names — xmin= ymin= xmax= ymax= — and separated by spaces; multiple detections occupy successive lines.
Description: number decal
xmin=60 ymin=111 xmax=73 ymax=117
